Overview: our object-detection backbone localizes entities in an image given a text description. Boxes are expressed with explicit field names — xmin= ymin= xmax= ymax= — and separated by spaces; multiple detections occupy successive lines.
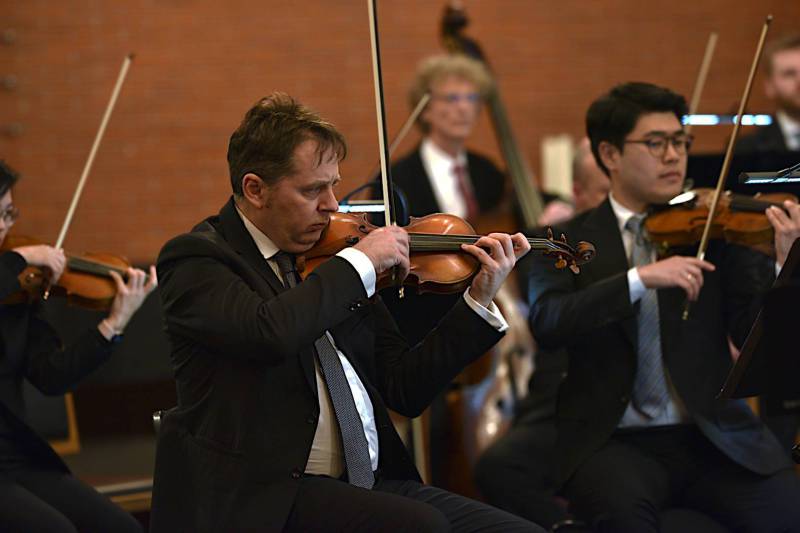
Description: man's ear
xmin=241 ymin=173 xmax=269 ymax=209
xmin=598 ymin=141 xmax=620 ymax=176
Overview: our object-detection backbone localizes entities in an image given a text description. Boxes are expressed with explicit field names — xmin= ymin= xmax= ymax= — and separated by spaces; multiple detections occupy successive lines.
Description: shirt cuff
xmin=337 ymin=247 xmax=376 ymax=297
xmin=463 ymin=289 xmax=509 ymax=332
xmin=628 ymin=267 xmax=646 ymax=303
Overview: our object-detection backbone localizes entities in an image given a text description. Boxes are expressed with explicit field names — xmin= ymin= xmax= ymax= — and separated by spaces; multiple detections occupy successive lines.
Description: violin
xmin=297 ymin=212 xmax=596 ymax=294
xmin=2 ymin=234 xmax=135 ymax=310
xmin=645 ymin=188 xmax=797 ymax=259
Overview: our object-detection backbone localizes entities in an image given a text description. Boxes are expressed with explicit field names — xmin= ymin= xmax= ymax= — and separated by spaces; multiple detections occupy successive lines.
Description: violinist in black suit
xmin=738 ymin=33 xmax=800 ymax=154
xmin=149 ymin=93 xmax=544 ymax=532
xmin=0 ymin=161 xmax=156 ymax=532
xmin=524 ymin=82 xmax=800 ymax=532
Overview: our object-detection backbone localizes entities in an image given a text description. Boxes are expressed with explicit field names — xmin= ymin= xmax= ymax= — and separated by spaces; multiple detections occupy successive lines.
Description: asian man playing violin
xmin=523 ymin=82 xmax=800 ymax=532
xmin=0 ymin=161 xmax=157 ymax=531
xmin=150 ymin=92 xmax=545 ymax=532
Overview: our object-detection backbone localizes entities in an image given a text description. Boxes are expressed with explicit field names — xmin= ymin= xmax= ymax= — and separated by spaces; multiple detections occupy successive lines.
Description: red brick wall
xmin=2 ymin=0 xmax=798 ymax=262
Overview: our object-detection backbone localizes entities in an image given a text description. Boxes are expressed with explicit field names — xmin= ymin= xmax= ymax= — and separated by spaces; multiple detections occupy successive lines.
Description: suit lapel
xmin=580 ymin=199 xmax=637 ymax=349
xmin=405 ymin=149 xmax=441 ymax=217
xmin=217 ymin=198 xmax=285 ymax=295
xmin=216 ymin=198 xmax=318 ymax=395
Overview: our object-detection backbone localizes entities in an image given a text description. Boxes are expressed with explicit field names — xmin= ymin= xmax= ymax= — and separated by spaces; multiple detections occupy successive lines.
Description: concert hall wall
xmin=2 ymin=0 xmax=798 ymax=263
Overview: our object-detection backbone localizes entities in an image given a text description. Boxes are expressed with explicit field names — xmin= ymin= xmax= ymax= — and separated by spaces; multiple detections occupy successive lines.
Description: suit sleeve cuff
xmin=628 ymin=267 xmax=646 ymax=303
xmin=463 ymin=289 xmax=509 ymax=332
xmin=336 ymin=247 xmax=376 ymax=297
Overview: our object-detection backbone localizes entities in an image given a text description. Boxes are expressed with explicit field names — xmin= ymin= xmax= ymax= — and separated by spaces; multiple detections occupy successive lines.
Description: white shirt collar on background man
xmin=420 ymin=137 xmax=470 ymax=217
xmin=776 ymin=110 xmax=800 ymax=151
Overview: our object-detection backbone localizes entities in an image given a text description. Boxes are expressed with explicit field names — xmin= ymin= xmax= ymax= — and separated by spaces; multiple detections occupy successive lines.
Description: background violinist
xmin=524 ymin=82 xmax=800 ymax=532
xmin=0 ymin=160 xmax=157 ymax=532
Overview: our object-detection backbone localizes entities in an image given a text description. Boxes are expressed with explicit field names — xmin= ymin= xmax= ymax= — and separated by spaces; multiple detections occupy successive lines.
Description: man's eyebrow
xmin=643 ymin=129 xmax=686 ymax=136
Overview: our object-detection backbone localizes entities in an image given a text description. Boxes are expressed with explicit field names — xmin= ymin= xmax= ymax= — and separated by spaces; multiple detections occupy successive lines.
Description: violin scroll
xmin=543 ymin=227 xmax=596 ymax=274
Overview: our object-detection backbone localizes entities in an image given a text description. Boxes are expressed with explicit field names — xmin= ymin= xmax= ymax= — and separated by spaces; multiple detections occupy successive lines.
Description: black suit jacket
xmin=149 ymin=198 xmax=504 ymax=532
xmin=523 ymin=199 xmax=790 ymax=486
xmin=737 ymin=122 xmax=794 ymax=153
xmin=391 ymin=146 xmax=506 ymax=219
xmin=0 ymin=251 xmax=113 ymax=471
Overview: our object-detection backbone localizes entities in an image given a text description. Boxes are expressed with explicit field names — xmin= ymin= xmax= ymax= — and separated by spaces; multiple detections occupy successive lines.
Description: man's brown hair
xmin=765 ymin=33 xmax=800 ymax=75
xmin=227 ymin=92 xmax=347 ymax=195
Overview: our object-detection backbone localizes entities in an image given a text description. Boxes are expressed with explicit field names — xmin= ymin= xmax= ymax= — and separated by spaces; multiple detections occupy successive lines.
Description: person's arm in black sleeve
xmin=0 ymin=250 xmax=27 ymax=299
xmin=525 ymin=247 xmax=634 ymax=350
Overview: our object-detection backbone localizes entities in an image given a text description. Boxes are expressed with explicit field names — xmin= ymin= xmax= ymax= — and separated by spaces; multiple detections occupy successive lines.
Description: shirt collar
xmin=776 ymin=110 xmax=800 ymax=138
xmin=235 ymin=203 xmax=281 ymax=260
xmin=608 ymin=192 xmax=643 ymax=234
xmin=421 ymin=138 xmax=467 ymax=168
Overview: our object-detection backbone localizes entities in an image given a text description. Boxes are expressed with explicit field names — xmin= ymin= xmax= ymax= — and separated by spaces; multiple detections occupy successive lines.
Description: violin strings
xmin=408 ymin=233 xmax=567 ymax=252
xmin=67 ymin=257 xmax=127 ymax=278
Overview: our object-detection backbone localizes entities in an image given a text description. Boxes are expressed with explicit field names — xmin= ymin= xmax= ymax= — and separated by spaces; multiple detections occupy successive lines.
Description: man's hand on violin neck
xmin=766 ymin=200 xmax=800 ymax=268
xmin=105 ymin=266 xmax=158 ymax=333
xmin=353 ymin=225 xmax=410 ymax=280
xmin=462 ymin=232 xmax=530 ymax=308
xmin=13 ymin=245 xmax=66 ymax=282
xmin=637 ymin=256 xmax=715 ymax=302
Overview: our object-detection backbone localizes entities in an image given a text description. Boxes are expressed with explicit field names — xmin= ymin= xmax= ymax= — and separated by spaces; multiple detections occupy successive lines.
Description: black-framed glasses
xmin=431 ymin=92 xmax=482 ymax=104
xmin=624 ymin=134 xmax=694 ymax=158
xmin=0 ymin=206 xmax=19 ymax=226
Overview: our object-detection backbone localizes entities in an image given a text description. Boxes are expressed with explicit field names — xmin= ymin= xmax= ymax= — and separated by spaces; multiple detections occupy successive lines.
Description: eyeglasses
xmin=0 ymin=206 xmax=19 ymax=226
xmin=624 ymin=134 xmax=694 ymax=158
xmin=431 ymin=92 xmax=482 ymax=104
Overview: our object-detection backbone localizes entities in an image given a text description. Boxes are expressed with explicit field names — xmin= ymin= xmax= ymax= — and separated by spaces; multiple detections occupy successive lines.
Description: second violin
xmin=645 ymin=188 xmax=798 ymax=258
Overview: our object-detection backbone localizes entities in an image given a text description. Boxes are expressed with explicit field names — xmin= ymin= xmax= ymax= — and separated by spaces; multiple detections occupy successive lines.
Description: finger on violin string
xmin=766 ymin=205 xmax=789 ymax=233
xmin=145 ymin=265 xmax=158 ymax=290
xmin=108 ymin=269 xmax=127 ymax=293
xmin=485 ymin=233 xmax=514 ymax=261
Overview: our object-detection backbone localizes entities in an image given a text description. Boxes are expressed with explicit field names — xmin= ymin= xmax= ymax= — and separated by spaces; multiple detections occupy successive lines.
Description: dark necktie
xmin=452 ymin=162 xmax=479 ymax=220
xmin=625 ymin=216 xmax=670 ymax=418
xmin=272 ymin=252 xmax=375 ymax=489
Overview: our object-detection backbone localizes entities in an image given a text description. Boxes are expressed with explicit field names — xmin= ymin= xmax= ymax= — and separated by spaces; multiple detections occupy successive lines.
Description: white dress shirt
xmin=776 ymin=110 xmax=800 ymax=151
xmin=608 ymin=193 xmax=691 ymax=428
xmin=420 ymin=138 xmax=471 ymax=217
xmin=236 ymin=206 xmax=508 ymax=477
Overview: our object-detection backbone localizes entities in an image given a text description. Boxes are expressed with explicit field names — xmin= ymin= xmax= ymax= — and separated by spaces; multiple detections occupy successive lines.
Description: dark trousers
xmin=0 ymin=464 xmax=142 ymax=533
xmin=563 ymin=425 xmax=800 ymax=533
xmin=284 ymin=474 xmax=547 ymax=532
xmin=475 ymin=418 xmax=568 ymax=528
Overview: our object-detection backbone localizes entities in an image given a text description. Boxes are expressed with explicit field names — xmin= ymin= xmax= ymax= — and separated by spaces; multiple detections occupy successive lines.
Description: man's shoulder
xmin=391 ymin=148 xmax=424 ymax=177
xmin=465 ymin=149 xmax=503 ymax=175
xmin=157 ymin=215 xmax=230 ymax=266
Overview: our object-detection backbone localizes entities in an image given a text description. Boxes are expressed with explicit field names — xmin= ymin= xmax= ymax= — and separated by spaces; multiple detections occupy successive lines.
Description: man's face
xmin=422 ymin=76 xmax=481 ymax=145
xmin=603 ymin=112 xmax=687 ymax=207
xmin=766 ymin=48 xmax=800 ymax=117
xmin=254 ymin=140 xmax=340 ymax=254
xmin=0 ymin=190 xmax=14 ymax=246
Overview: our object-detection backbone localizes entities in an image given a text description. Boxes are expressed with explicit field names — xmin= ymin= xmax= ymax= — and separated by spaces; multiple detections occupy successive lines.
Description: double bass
xmin=437 ymin=2 xmax=550 ymax=497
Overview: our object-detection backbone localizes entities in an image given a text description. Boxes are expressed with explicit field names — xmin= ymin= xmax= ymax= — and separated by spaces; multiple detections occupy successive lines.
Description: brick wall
xmin=2 ymin=0 xmax=798 ymax=262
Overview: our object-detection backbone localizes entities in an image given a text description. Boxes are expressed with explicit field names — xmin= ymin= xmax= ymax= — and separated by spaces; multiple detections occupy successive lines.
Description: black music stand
xmin=719 ymin=239 xmax=800 ymax=462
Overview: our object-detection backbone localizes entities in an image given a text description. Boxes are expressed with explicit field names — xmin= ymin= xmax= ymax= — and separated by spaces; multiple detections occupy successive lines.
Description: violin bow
xmin=684 ymin=32 xmax=718 ymax=137
xmin=366 ymin=0 xmax=430 ymax=481
xmin=389 ymin=92 xmax=431 ymax=155
xmin=43 ymin=54 xmax=134 ymax=299
xmin=54 ymin=54 xmax=134 ymax=250
xmin=683 ymin=16 xmax=772 ymax=320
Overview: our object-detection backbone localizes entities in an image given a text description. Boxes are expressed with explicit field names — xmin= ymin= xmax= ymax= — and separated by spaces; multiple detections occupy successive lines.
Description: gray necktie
xmin=273 ymin=252 xmax=375 ymax=489
xmin=625 ymin=216 xmax=670 ymax=419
